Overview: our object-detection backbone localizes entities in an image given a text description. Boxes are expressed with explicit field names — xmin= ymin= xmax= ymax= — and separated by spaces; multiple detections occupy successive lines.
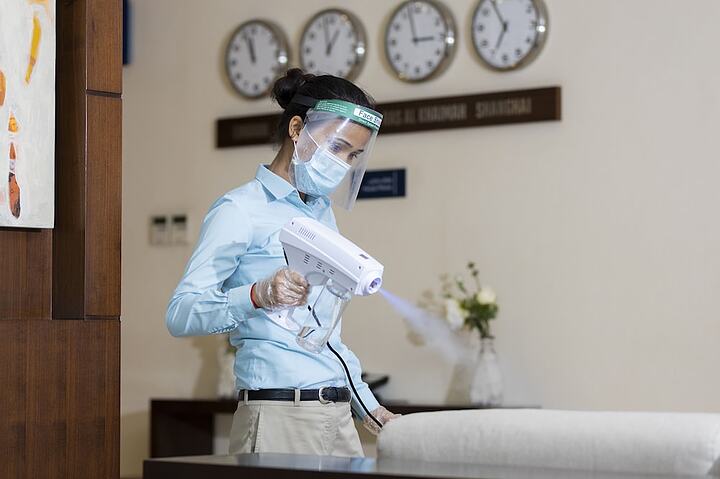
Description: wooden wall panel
xmin=0 ymin=321 xmax=27 ymax=478
xmin=103 ymin=320 xmax=121 ymax=477
xmin=53 ymin=0 xmax=88 ymax=319
xmin=0 ymin=320 xmax=120 ymax=479
xmin=54 ymin=0 xmax=123 ymax=319
xmin=0 ymin=0 xmax=123 ymax=476
xmin=66 ymin=319 xmax=120 ymax=478
xmin=0 ymin=229 xmax=52 ymax=319
xmin=86 ymin=96 xmax=122 ymax=317
xmin=87 ymin=0 xmax=122 ymax=94
xmin=25 ymin=322 xmax=68 ymax=478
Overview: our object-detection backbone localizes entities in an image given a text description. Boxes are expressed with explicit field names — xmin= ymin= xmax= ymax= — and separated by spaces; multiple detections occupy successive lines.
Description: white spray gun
xmin=266 ymin=217 xmax=384 ymax=353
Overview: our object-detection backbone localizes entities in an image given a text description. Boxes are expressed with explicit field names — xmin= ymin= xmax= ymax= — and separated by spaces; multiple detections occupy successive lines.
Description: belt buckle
xmin=317 ymin=386 xmax=332 ymax=404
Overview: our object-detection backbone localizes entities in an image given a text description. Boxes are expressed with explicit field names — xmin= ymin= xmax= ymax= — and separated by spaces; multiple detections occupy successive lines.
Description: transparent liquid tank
xmin=296 ymin=279 xmax=351 ymax=353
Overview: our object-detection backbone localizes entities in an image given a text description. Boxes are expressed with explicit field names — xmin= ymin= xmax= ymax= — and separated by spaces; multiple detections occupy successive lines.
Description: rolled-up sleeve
xmin=166 ymin=196 xmax=255 ymax=337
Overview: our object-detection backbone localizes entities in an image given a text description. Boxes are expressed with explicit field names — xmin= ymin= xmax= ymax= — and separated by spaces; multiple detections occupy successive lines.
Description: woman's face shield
xmin=309 ymin=118 xmax=373 ymax=166
xmin=291 ymin=99 xmax=383 ymax=210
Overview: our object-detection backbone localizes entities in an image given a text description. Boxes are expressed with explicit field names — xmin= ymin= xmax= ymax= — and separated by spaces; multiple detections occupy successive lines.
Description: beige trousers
xmin=228 ymin=399 xmax=364 ymax=457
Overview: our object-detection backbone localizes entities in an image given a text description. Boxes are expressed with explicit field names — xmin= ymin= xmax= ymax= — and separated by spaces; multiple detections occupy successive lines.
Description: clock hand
xmin=407 ymin=4 xmax=419 ymax=44
xmin=246 ymin=36 xmax=256 ymax=64
xmin=415 ymin=35 xmax=436 ymax=42
xmin=495 ymin=24 xmax=507 ymax=50
xmin=490 ymin=1 xmax=508 ymax=50
xmin=323 ymin=16 xmax=331 ymax=56
xmin=327 ymin=29 xmax=340 ymax=55
xmin=490 ymin=0 xmax=506 ymax=26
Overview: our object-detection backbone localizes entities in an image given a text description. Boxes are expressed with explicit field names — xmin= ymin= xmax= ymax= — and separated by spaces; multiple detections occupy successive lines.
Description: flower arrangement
xmin=419 ymin=262 xmax=499 ymax=339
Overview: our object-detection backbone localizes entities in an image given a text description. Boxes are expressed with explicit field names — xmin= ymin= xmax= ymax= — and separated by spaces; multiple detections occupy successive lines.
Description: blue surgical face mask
xmin=291 ymin=136 xmax=351 ymax=197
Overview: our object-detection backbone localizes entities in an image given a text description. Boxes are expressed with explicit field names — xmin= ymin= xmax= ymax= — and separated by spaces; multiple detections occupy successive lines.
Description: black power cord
xmin=327 ymin=342 xmax=383 ymax=430
xmin=309 ymin=306 xmax=384 ymax=430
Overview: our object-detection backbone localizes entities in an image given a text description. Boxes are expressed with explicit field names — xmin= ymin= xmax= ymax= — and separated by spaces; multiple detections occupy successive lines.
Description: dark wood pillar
xmin=0 ymin=0 xmax=122 ymax=477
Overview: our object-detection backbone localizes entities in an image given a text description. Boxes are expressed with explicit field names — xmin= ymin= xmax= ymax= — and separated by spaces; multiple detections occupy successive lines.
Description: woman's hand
xmin=252 ymin=267 xmax=310 ymax=311
xmin=362 ymin=406 xmax=401 ymax=436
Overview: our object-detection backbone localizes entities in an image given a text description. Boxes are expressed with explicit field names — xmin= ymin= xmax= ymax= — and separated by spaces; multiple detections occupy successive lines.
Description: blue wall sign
xmin=357 ymin=169 xmax=406 ymax=200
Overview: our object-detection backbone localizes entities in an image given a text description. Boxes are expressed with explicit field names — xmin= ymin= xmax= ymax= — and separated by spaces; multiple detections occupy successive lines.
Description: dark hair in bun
xmin=271 ymin=68 xmax=377 ymax=146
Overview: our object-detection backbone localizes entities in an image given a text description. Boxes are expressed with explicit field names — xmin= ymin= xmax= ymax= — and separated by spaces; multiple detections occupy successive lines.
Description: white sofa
xmin=377 ymin=409 xmax=720 ymax=477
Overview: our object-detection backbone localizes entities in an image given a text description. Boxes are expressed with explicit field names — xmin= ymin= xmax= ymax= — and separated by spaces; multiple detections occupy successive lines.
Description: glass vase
xmin=470 ymin=336 xmax=504 ymax=406
xmin=445 ymin=329 xmax=479 ymax=404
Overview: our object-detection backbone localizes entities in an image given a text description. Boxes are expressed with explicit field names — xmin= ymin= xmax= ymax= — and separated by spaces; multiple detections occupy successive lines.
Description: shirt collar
xmin=255 ymin=164 xmax=294 ymax=200
xmin=255 ymin=164 xmax=332 ymax=211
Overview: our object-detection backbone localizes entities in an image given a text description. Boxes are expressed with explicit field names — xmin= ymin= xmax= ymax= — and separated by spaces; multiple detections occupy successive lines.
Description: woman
xmin=166 ymin=69 xmax=398 ymax=457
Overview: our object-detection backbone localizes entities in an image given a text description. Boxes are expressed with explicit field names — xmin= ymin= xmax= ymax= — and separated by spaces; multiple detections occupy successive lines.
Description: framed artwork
xmin=0 ymin=0 xmax=55 ymax=228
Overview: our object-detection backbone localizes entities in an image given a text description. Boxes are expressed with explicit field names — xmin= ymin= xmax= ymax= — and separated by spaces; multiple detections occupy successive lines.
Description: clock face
xmin=225 ymin=20 xmax=290 ymax=98
xmin=384 ymin=0 xmax=457 ymax=82
xmin=300 ymin=9 xmax=367 ymax=80
xmin=471 ymin=0 xmax=548 ymax=71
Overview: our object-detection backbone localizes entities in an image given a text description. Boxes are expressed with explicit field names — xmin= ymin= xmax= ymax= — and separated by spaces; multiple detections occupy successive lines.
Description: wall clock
xmin=225 ymin=19 xmax=290 ymax=98
xmin=299 ymin=9 xmax=367 ymax=80
xmin=471 ymin=0 xmax=548 ymax=71
xmin=384 ymin=0 xmax=457 ymax=82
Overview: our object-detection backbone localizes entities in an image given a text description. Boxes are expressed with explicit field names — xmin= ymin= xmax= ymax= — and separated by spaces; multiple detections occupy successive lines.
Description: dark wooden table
xmin=143 ymin=453 xmax=695 ymax=479
xmin=150 ymin=398 xmax=539 ymax=458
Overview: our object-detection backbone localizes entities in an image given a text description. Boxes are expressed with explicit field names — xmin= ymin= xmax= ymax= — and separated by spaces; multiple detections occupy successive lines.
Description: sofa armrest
xmin=377 ymin=409 xmax=720 ymax=477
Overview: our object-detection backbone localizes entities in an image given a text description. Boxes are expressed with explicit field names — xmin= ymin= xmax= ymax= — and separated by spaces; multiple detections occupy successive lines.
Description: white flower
xmin=444 ymin=298 xmax=467 ymax=330
xmin=476 ymin=287 xmax=497 ymax=305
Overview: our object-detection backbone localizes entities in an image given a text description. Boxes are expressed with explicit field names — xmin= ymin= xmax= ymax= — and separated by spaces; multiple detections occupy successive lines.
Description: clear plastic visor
xmin=294 ymin=109 xmax=379 ymax=210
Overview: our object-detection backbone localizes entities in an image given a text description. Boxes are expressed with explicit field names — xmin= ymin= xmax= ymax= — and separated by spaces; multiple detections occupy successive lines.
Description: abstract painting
xmin=0 ymin=0 xmax=55 ymax=228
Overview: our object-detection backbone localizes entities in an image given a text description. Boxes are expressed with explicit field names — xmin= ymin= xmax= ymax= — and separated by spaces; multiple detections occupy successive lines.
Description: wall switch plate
xmin=170 ymin=214 xmax=188 ymax=245
xmin=150 ymin=216 xmax=169 ymax=245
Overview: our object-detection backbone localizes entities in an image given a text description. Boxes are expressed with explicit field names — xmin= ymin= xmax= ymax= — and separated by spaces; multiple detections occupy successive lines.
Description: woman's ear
xmin=288 ymin=115 xmax=304 ymax=142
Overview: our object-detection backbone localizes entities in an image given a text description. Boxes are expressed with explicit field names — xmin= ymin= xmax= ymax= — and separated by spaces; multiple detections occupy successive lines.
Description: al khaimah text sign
xmin=216 ymin=86 xmax=561 ymax=148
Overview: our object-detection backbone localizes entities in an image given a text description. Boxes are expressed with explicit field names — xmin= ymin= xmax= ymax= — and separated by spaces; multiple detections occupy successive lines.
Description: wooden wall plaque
xmin=216 ymin=86 xmax=561 ymax=148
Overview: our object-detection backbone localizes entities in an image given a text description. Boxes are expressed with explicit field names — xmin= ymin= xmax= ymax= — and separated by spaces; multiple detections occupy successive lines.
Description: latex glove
xmin=252 ymin=267 xmax=310 ymax=311
xmin=362 ymin=406 xmax=401 ymax=436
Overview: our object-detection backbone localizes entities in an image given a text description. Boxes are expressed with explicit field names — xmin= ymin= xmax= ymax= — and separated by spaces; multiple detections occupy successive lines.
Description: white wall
xmin=121 ymin=0 xmax=720 ymax=476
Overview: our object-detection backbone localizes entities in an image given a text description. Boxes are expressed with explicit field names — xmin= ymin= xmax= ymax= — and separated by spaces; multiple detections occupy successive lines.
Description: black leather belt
xmin=238 ymin=387 xmax=351 ymax=404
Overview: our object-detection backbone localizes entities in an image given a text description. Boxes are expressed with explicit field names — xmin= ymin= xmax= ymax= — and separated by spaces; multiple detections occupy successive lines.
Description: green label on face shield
xmin=312 ymin=100 xmax=383 ymax=132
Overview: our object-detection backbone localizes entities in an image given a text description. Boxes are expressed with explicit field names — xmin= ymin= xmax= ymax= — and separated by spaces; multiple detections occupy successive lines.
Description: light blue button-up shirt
xmin=166 ymin=164 xmax=380 ymax=417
